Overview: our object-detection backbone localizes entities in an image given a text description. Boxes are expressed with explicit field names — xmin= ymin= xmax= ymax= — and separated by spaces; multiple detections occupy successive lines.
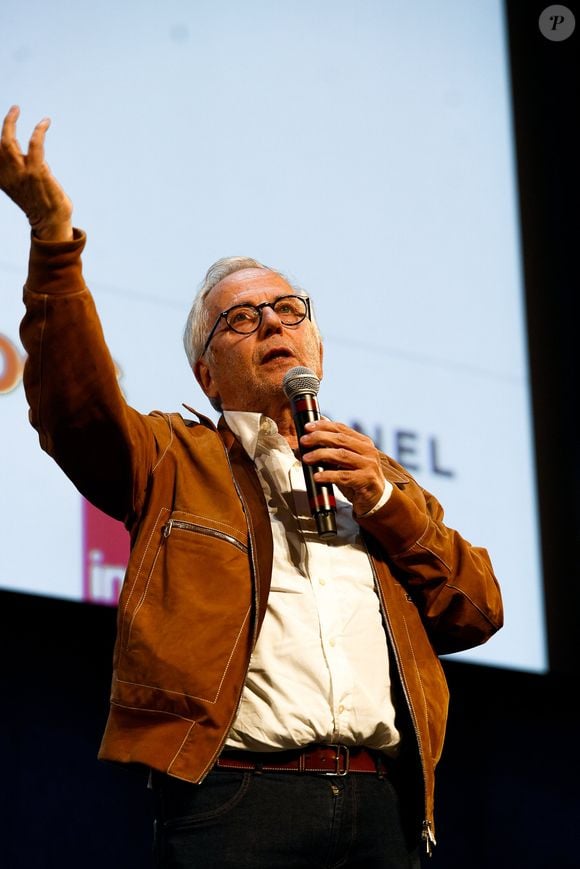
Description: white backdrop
xmin=0 ymin=0 xmax=546 ymax=671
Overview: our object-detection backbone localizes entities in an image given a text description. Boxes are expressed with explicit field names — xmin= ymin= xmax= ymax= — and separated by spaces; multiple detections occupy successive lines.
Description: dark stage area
xmin=1 ymin=590 xmax=577 ymax=868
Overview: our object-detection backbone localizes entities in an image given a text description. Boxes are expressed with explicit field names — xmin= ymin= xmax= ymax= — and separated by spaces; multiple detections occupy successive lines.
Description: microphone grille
xmin=282 ymin=366 xmax=320 ymax=400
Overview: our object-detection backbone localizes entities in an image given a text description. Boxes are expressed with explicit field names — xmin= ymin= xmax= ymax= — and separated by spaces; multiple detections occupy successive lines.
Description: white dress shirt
xmin=223 ymin=410 xmax=401 ymax=756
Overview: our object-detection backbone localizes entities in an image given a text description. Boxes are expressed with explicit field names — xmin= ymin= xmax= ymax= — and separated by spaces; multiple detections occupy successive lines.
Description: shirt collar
xmin=223 ymin=410 xmax=284 ymax=461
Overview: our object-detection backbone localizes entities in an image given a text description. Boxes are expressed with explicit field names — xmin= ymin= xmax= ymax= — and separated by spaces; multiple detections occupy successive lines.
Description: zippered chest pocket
xmin=162 ymin=517 xmax=248 ymax=553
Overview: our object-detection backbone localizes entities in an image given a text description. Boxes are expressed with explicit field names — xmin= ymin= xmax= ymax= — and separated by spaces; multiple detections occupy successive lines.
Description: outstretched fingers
xmin=27 ymin=116 xmax=51 ymax=169
xmin=1 ymin=105 xmax=23 ymax=159
xmin=0 ymin=105 xmax=73 ymax=240
xmin=1 ymin=105 xmax=52 ymax=171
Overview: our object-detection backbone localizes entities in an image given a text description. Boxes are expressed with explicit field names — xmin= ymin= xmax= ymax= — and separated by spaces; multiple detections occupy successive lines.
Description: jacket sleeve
xmin=19 ymin=229 xmax=169 ymax=527
xmin=358 ymin=458 xmax=504 ymax=655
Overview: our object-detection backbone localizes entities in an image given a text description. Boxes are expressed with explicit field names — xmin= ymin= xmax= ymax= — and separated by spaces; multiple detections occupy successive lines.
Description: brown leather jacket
xmin=19 ymin=230 xmax=503 ymax=850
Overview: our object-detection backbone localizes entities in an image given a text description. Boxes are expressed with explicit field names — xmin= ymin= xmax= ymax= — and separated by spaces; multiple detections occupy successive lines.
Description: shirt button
xmin=329 ymin=639 xmax=336 ymax=648
xmin=319 ymin=578 xmax=326 ymax=586
xmin=338 ymin=704 xmax=345 ymax=713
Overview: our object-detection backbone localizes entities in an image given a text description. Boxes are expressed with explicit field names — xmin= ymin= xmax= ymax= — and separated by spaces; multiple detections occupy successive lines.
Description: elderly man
xmin=1 ymin=106 xmax=503 ymax=869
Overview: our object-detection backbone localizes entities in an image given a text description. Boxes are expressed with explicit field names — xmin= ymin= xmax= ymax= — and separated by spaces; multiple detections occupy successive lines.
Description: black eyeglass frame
xmin=200 ymin=294 xmax=311 ymax=357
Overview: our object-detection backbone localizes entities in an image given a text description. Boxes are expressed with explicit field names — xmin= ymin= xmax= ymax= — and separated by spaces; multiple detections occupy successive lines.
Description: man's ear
xmin=194 ymin=357 xmax=220 ymax=407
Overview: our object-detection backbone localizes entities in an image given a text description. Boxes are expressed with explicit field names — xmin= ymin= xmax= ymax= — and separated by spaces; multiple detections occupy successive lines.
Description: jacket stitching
xmin=205 ymin=605 xmax=250 ymax=703
xmin=116 ymin=605 xmax=252 ymax=703
xmin=445 ymin=583 xmax=501 ymax=628
xmin=125 ymin=529 xmax=167 ymax=649
xmin=151 ymin=413 xmax=174 ymax=473
xmin=389 ymin=518 xmax=430 ymax=558
xmin=390 ymin=518 xmax=452 ymax=572
xmin=110 ymin=699 xmax=195 ymax=723
xmin=119 ymin=506 xmax=170 ymax=648
xmin=167 ymin=722 xmax=197 ymax=773
xmin=411 ymin=540 xmax=451 ymax=573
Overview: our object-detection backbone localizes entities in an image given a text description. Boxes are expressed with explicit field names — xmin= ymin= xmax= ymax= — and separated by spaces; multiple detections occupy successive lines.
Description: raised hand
xmin=0 ymin=105 xmax=73 ymax=241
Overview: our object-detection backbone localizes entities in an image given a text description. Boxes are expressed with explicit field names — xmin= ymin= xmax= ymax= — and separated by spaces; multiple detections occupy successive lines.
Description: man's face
xmin=194 ymin=268 xmax=323 ymax=415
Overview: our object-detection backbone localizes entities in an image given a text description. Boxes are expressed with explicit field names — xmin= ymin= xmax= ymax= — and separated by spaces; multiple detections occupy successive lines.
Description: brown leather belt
xmin=215 ymin=744 xmax=387 ymax=777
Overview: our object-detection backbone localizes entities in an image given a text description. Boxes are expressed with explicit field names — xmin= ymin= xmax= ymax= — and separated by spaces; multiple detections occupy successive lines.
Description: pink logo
xmin=82 ymin=499 xmax=129 ymax=605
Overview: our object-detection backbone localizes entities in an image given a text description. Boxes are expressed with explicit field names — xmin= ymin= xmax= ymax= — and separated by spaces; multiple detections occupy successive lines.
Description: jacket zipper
xmin=365 ymin=546 xmax=436 ymax=856
xmin=162 ymin=518 xmax=248 ymax=553
xmin=422 ymin=819 xmax=436 ymax=857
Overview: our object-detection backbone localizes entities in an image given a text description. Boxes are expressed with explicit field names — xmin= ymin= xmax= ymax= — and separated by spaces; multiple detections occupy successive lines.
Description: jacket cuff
xmin=25 ymin=228 xmax=87 ymax=296
xmin=357 ymin=483 xmax=429 ymax=556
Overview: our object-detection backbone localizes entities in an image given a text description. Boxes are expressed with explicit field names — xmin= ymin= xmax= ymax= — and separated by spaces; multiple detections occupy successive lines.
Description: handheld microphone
xmin=282 ymin=366 xmax=337 ymax=538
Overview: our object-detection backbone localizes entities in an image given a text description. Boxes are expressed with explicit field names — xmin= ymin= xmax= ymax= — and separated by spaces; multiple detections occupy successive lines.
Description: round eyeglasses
xmin=201 ymin=294 xmax=311 ymax=357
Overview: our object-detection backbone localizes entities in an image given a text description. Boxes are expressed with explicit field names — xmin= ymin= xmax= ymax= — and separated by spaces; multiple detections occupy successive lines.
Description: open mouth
xmin=261 ymin=348 xmax=294 ymax=364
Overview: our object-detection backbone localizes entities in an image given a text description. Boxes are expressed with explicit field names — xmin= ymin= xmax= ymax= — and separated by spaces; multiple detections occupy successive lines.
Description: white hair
xmin=183 ymin=256 xmax=269 ymax=370
xmin=183 ymin=257 xmax=319 ymax=362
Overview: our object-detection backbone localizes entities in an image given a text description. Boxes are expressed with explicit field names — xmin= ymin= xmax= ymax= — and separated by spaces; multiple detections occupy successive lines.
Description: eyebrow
xmin=222 ymin=292 xmax=302 ymax=311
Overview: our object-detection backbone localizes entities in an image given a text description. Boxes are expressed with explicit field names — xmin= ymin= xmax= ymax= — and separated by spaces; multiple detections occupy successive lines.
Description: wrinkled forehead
xmin=206 ymin=268 xmax=295 ymax=315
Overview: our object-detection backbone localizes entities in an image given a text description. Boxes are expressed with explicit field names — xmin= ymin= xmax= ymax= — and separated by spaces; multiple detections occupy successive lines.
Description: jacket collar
xmin=217 ymin=415 xmax=273 ymax=641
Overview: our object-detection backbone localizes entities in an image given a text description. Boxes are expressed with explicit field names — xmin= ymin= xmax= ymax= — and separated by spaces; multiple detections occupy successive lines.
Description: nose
xmin=257 ymin=303 xmax=284 ymax=336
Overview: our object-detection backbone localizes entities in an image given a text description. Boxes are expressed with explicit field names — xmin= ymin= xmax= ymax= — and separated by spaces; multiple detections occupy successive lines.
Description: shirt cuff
xmin=356 ymin=480 xmax=394 ymax=518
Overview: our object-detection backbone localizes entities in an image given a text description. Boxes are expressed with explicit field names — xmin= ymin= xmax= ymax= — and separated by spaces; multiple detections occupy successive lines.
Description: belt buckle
xmin=326 ymin=744 xmax=349 ymax=776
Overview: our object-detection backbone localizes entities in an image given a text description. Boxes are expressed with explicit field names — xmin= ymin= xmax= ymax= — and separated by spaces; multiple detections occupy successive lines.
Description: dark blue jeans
xmin=151 ymin=768 xmax=422 ymax=868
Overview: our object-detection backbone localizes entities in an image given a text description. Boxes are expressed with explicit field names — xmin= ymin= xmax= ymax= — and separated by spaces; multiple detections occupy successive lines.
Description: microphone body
xmin=282 ymin=367 xmax=337 ymax=538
